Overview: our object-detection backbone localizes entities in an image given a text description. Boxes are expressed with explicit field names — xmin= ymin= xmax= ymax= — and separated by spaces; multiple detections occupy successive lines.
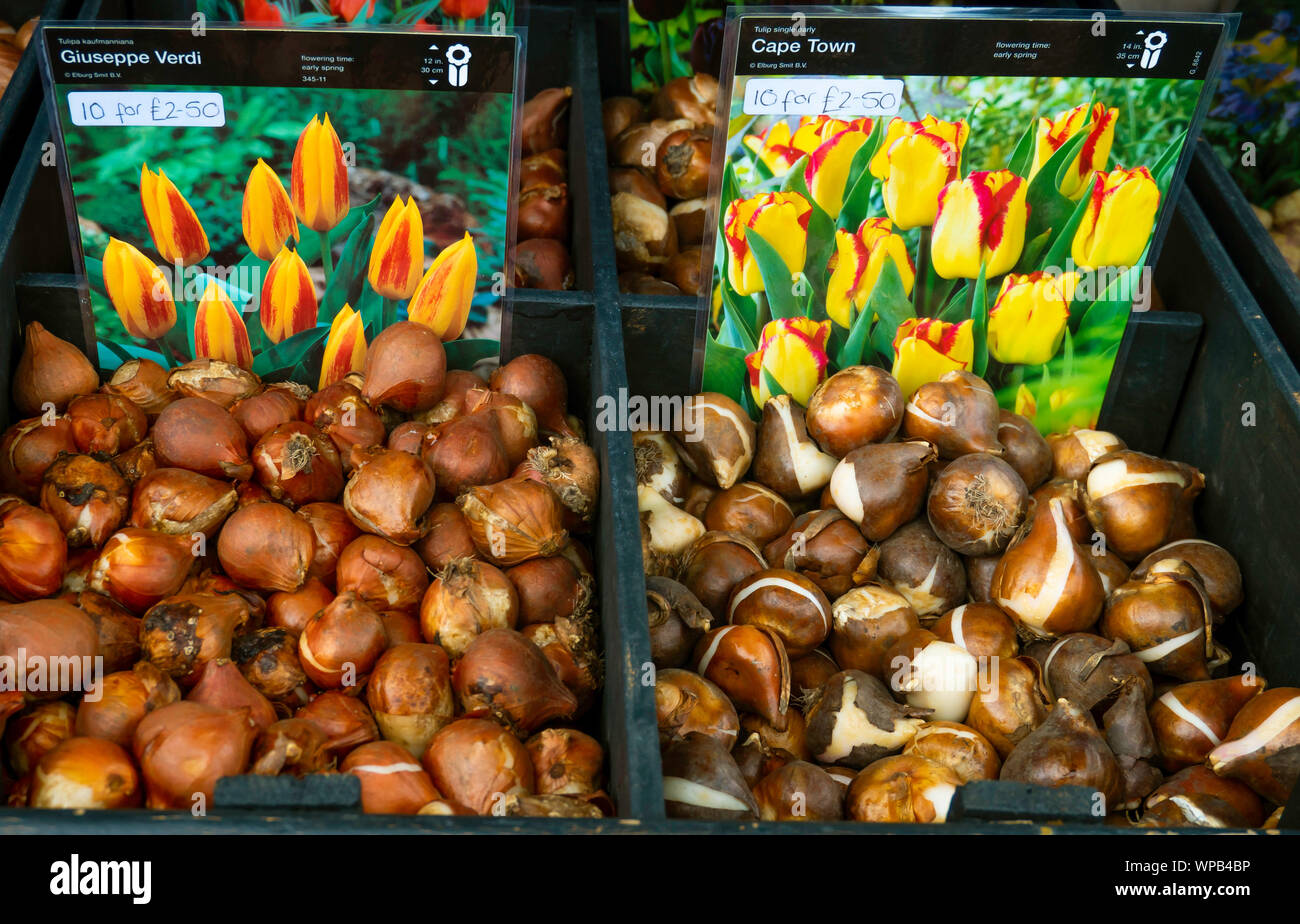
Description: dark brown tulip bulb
xmin=655 ymin=668 xmax=740 ymax=749
xmin=693 ymin=625 xmax=791 ymax=730
xmin=828 ymin=441 xmax=936 ymax=541
xmin=764 ymin=509 xmax=873 ymax=599
xmin=662 ymin=732 xmax=758 ymax=820
xmin=828 ymin=584 xmax=920 ymax=678
xmin=805 ymin=365 xmax=903 ymax=457
xmin=846 ymin=755 xmax=961 ymax=823
xmin=875 ymin=519 xmax=967 ymax=619
xmin=1138 ymin=765 xmax=1267 ymax=829
xmin=804 ymin=670 xmax=929 ymax=768
xmin=999 ymin=698 xmax=1120 ymax=808
xmin=1133 ymin=538 xmax=1243 ymax=619
xmin=931 ymin=603 xmax=1018 ymax=661
xmin=927 ymin=453 xmax=1028 ymax=556
xmin=996 ymin=410 xmax=1052 ymax=490
xmin=1150 ymin=673 xmax=1263 ymax=771
xmin=40 ymin=453 xmax=129 ymax=548
xmin=901 ymin=370 xmax=1001 ymax=458
xmin=645 ymin=576 xmax=712 ymax=669
xmin=903 ymin=720 xmax=1001 ymax=782
xmin=753 ymin=760 xmax=844 ymax=821
xmin=752 ymin=395 xmax=837 ymax=500
xmin=727 ymin=568 xmax=831 ymax=659
xmin=1100 ymin=560 xmax=1225 ymax=682
xmin=1084 ymin=451 xmax=1203 ymax=562
xmin=670 ymin=393 xmax=755 ymax=490
xmin=703 ymin=481 xmax=794 ymax=547
xmin=678 ymin=531 xmax=766 ymax=624
xmin=1207 ymin=687 xmax=1300 ymax=804
xmin=966 ymin=655 xmax=1050 ymax=758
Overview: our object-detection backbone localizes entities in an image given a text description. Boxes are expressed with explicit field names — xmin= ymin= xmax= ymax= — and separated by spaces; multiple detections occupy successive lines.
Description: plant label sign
xmin=698 ymin=7 xmax=1233 ymax=435
xmin=39 ymin=22 xmax=522 ymax=383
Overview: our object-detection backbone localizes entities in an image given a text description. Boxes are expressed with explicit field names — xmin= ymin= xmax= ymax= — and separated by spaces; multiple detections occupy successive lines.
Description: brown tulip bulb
xmin=732 ymin=732 xmax=795 ymax=789
xmin=639 ymin=487 xmax=706 ymax=577
xmin=996 ymin=410 xmax=1052 ymax=490
xmin=152 ymin=397 xmax=253 ymax=480
xmin=305 ymin=382 xmax=386 ymax=466
xmin=679 ymin=531 xmax=766 ymax=624
xmin=105 ymin=358 xmax=176 ymax=419
xmin=526 ymin=728 xmax=604 ymax=796
xmin=646 ymin=576 xmax=712 ymax=669
xmin=112 ymin=437 xmax=157 ymax=486
xmin=990 ymin=497 xmax=1105 ymax=638
xmin=453 ymin=629 xmax=577 ymax=734
xmin=670 ymin=198 xmax=707 ymax=245
xmin=0 ymin=497 xmax=68 ymax=601
xmin=662 ymin=732 xmax=758 ymax=821
xmin=520 ymin=617 xmax=601 ymax=716
xmin=1207 ymin=687 xmax=1300 ymax=804
xmin=1087 ymin=544 xmax=1131 ymax=596
xmin=670 ymin=393 xmax=755 ymax=490
xmin=965 ymin=554 xmax=999 ymax=603
xmin=829 ymin=441 xmax=936 ymax=541
xmin=703 ymin=481 xmax=795 ymax=548
xmin=1133 ymin=539 xmax=1243 ymax=619
xmin=751 ymin=395 xmax=837 ymax=501
xmin=611 ymin=191 xmax=678 ymax=272
xmin=846 ymin=754 xmax=962 ymax=823
xmin=417 ymin=369 xmax=487 ymax=426
xmin=420 ymin=413 xmax=510 ymax=500
xmin=765 ymin=510 xmax=873 ymax=599
xmin=603 ymin=97 xmax=646 ymax=144
xmin=506 ymin=555 xmax=591 ymax=626
xmin=693 ymin=625 xmax=791 ymax=729
xmin=885 ymin=628 xmax=980 ymax=722
xmin=231 ymin=627 xmax=310 ymax=707
xmin=129 ymin=467 xmax=238 ymax=536
xmin=655 ymin=668 xmax=740 ymax=748
xmin=876 ymin=519 xmax=967 ymax=619
xmin=790 ymin=649 xmax=840 ymax=694
xmin=12 ymin=322 xmax=99 ymax=416
xmin=39 ymin=452 xmax=130 ymax=549
xmin=1000 ymin=698 xmax=1121 ymax=808
xmin=0 ymin=416 xmax=79 ymax=501
xmin=927 ymin=453 xmax=1028 ymax=556
xmin=361 ymin=322 xmax=447 ymax=413
xmin=422 ymin=717 xmax=535 ymax=816
xmin=413 ymin=503 xmax=478 ymax=573
xmin=336 ymin=535 xmax=429 ymax=616
xmin=139 ymin=592 xmax=249 ymax=684
xmin=966 ymin=656 xmax=1050 ymax=758
xmin=29 ymin=736 xmax=141 ymax=809
xmin=517 ymin=436 xmax=598 ymax=528
xmin=298 ymin=591 xmax=387 ymax=690
xmin=489 ymin=353 xmax=576 ymax=438
xmin=1150 ymin=673 xmax=1264 ymax=771
xmin=633 ymin=431 xmax=689 ymax=506
xmin=4 ymin=701 xmax=75 ymax=776
xmin=249 ymin=718 xmax=332 ymax=777
xmin=296 ymin=502 xmax=361 ymax=586
xmin=741 ymin=709 xmax=811 ymax=762
xmin=341 ymin=740 xmax=441 ymax=814
xmin=0 ymin=599 xmax=99 ymax=707
xmin=133 ymin=701 xmax=257 ymax=809
xmin=69 ymin=591 xmax=139 ymax=674
xmin=420 ymin=558 xmax=518 ymax=659
xmin=366 ymin=643 xmax=454 ymax=759
xmin=901 ymin=371 xmax=1002 ymax=458
xmin=295 ymin=691 xmax=379 ymax=755
xmin=932 ymin=603 xmax=1018 ymax=661
xmin=458 ymin=476 xmax=568 ymax=566
xmin=1101 ymin=560 xmax=1224 ymax=682
xmin=65 ymin=393 xmax=147 ymax=457
xmin=1028 ymin=632 xmax=1152 ymax=713
xmin=463 ymin=388 xmax=540 ymax=471
xmin=753 ymin=760 xmax=844 ymax=821
xmin=655 ymin=129 xmax=712 ymax=199
xmin=1048 ymin=428 xmax=1125 ymax=482
xmin=805 ymin=365 xmax=904 ymax=458
xmin=379 ymin=611 xmax=422 ymax=647
xmin=387 ymin=421 xmax=430 ymax=456
xmin=218 ymin=502 xmax=315 ymax=594
xmin=186 ymin=658 xmax=276 ymax=730
xmin=1084 ymin=451 xmax=1203 ymax=562
xmin=230 ymin=387 xmax=302 ymax=444
xmin=166 ymin=358 xmax=259 ymax=408
xmin=90 ymin=528 xmax=197 ymax=614
xmin=828 ymin=585 xmax=920 ymax=678
xmin=727 ymin=568 xmax=831 ymax=659
xmin=266 ymin=579 xmax=334 ymax=636
xmin=252 ymin=422 xmax=343 ymax=507
xmin=903 ymin=721 xmax=1001 ymax=782
xmin=342 ymin=448 xmax=436 ymax=546
xmin=804 ymin=669 xmax=930 ymax=768
xmin=1032 ymin=479 xmax=1091 ymax=543
xmin=75 ymin=662 xmax=179 ymax=749
xmin=1139 ymin=765 xmax=1268 ymax=829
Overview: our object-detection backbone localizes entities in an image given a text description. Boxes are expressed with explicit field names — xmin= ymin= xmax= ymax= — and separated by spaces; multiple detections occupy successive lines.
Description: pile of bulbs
xmin=0 ymin=321 xmax=607 ymax=818
xmin=604 ymin=74 xmax=717 ymax=297
xmin=639 ymin=367 xmax=1299 ymax=825
xmin=515 ymin=86 xmax=578 ymax=291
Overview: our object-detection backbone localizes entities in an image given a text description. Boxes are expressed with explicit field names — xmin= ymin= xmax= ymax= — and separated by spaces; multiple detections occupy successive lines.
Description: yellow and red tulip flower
xmin=1014 ymin=383 xmax=1037 ymax=420
xmin=723 ymin=191 xmax=812 ymax=297
xmin=139 ymin=164 xmax=209 ymax=268
xmin=931 ymin=170 xmax=1030 ymax=279
xmin=1031 ymin=102 xmax=1118 ymax=200
xmin=825 ymin=217 xmax=915 ymax=328
xmin=260 ymin=246 xmax=318 ymax=344
xmin=745 ymin=317 xmax=832 ymax=407
xmin=869 ymin=115 xmax=968 ymax=181
xmin=987 ymin=271 xmax=1076 ymax=366
xmin=408 ymin=232 xmax=477 ymax=341
xmin=792 ymin=115 xmax=871 ymax=154
xmin=1072 ymin=166 xmax=1160 ymax=271
xmin=368 ymin=197 xmax=424 ymax=300
xmin=292 ymin=114 xmax=350 ymax=233
xmin=194 ymin=280 xmax=254 ymax=370
xmin=742 ymin=121 xmax=804 ymax=175
xmin=878 ymin=119 xmax=970 ymax=230
xmin=102 ymin=237 xmax=177 ymax=341
xmin=890 ymin=317 xmax=974 ymax=399
xmin=242 ymin=159 xmax=300 ymax=262
xmin=1049 ymin=387 xmax=1096 ymax=430
xmin=319 ymin=304 xmax=367 ymax=390
xmin=805 ymin=129 xmax=871 ymax=220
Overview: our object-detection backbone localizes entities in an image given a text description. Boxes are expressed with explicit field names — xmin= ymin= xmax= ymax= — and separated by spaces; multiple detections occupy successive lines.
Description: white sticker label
xmin=68 ymin=91 xmax=226 ymax=127
xmin=742 ymin=78 xmax=904 ymax=118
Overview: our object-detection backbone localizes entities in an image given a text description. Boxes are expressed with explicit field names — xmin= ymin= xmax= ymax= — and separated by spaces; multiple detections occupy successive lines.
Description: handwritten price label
xmin=68 ymin=91 xmax=226 ymax=127
xmin=742 ymin=78 xmax=903 ymax=117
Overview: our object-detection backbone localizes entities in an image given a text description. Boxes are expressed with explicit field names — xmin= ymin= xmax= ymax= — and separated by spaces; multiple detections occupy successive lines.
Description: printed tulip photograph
xmin=704 ymin=69 xmax=1206 ymax=434
xmin=50 ymin=79 xmax=513 ymax=383
xmin=197 ymin=0 xmax=512 ymax=30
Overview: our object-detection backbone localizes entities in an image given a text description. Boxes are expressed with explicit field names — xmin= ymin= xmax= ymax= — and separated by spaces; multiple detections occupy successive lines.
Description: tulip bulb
xmin=1101 ymin=560 xmax=1225 ymax=682
xmin=829 ymin=584 xmax=920 ymax=678
xmin=646 ymin=576 xmax=712 ymax=669
xmin=1133 ymin=538 xmax=1242 ymax=619
xmin=728 ymin=568 xmax=831 ymax=659
xmin=298 ymin=591 xmax=387 ymax=689
xmin=693 ymin=625 xmax=791 ymax=730
xmin=90 ymin=529 xmax=198 ymax=614
xmin=4 ymin=701 xmax=76 ymax=777
xmin=1207 ymin=687 xmax=1300 ymax=804
xmin=670 ymin=393 xmax=755 ymax=489
xmin=764 ymin=509 xmax=873 ymax=599
xmin=166 ymin=358 xmax=259 ymax=409
xmin=997 ymin=410 xmax=1053 ymax=490
xmin=453 ymin=628 xmax=577 ymax=735
xmin=901 ymin=370 xmax=1001 ymax=458
xmin=678 ymin=531 xmax=764 ymax=622
xmin=186 ymin=658 xmax=276 ymax=730
xmin=336 ymin=534 xmax=428 ymax=616
xmin=1000 ymin=698 xmax=1120 ymax=807
xmin=926 ymin=452 xmax=1029 ymax=556
xmin=366 ymin=643 xmax=454 ymax=759
xmin=296 ymin=502 xmax=360 ymax=586
xmin=752 ymin=395 xmax=838 ymax=500
xmin=422 ymin=717 xmax=535 ymax=816
xmin=249 ymin=718 xmax=332 ymax=777
xmin=490 ymin=353 xmax=575 ymax=438
xmin=805 ymin=365 xmax=904 ymax=457
xmin=1031 ymin=633 xmax=1153 ymax=713
xmin=13 ymin=322 xmax=100 ymax=416
xmin=74 ymin=663 xmax=180 ymax=749
xmin=29 ymin=737 xmax=141 ymax=809
xmin=526 ymin=728 xmax=604 ymax=797
xmin=152 ymin=397 xmax=254 ymax=481
xmin=932 ymin=603 xmax=1018 ymax=661
xmin=0 ymin=497 xmax=69 ymax=601
xmin=0 ymin=417 xmax=78 ymax=501
xmin=846 ymin=754 xmax=962 ymax=823
xmin=457 ymin=476 xmax=568 ymax=567
xmin=903 ymin=721 xmax=1001 ymax=782
xmin=1139 ymin=765 xmax=1268 ymax=829
xmin=654 ymin=668 xmax=740 ymax=748
xmin=966 ymin=655 xmax=1050 ymax=758
xmin=517 ymin=436 xmax=599 ymax=527
xmin=295 ymin=691 xmax=379 ymax=756
xmin=804 ymin=669 xmax=930 ymax=768
xmin=231 ymin=627 xmax=310 ymax=706
xmin=1047 ymin=428 xmax=1125 ymax=482
xmin=133 ymin=701 xmax=258 ymax=810
xmin=754 ymin=760 xmax=844 ymax=821
xmin=886 ymin=629 xmax=979 ymax=722
xmin=633 ymin=431 xmax=688 ymax=505
xmin=343 ymin=448 xmax=437 ymax=546
xmin=829 ymin=441 xmax=936 ymax=541
xmin=420 ymin=557 xmax=519 ymax=659
xmin=129 ymin=467 xmax=238 ymax=536
xmin=875 ymin=519 xmax=967 ymax=618
xmin=139 ymin=592 xmax=249 ymax=684
xmin=1150 ymin=673 xmax=1264 ymax=771
xmin=361 ymin=321 xmax=447 ymax=414
xmin=252 ymin=422 xmax=343 ymax=507
xmin=1084 ymin=451 xmax=1203 ymax=562
xmin=218 ymin=502 xmax=315 ymax=594
xmin=661 ymin=732 xmax=758 ymax=820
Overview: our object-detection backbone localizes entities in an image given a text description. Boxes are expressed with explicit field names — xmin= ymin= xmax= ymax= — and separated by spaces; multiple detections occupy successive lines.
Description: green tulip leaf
xmin=1152 ymin=129 xmax=1188 ymax=196
xmin=703 ymin=334 xmax=754 ymax=415
xmin=837 ymin=299 xmax=875 ymax=369
xmin=296 ymin=195 xmax=377 ymax=267
xmin=971 ymin=261 xmax=989 ymax=378
xmin=1006 ymin=119 xmax=1037 ymax=178
xmin=780 ymin=154 xmax=812 ymax=197
xmin=252 ymin=324 xmax=330 ymax=377
xmin=761 ymin=368 xmax=788 ymax=403
xmin=320 ymin=195 xmax=383 ymax=322
xmin=936 ymin=282 xmax=970 ymax=322
xmin=1023 ymin=129 xmax=1090 ymax=247
xmin=745 ymin=227 xmax=799 ymax=320
xmin=837 ymin=119 xmax=885 ymax=233
xmin=1012 ymin=228 xmax=1053 ymax=276
xmin=444 ymin=338 xmax=500 ymax=372
xmin=1074 ymin=263 xmax=1143 ymax=355
xmin=1038 ymin=191 xmax=1093 ymax=276
xmin=1062 ymin=327 xmax=1075 ymax=380
xmin=863 ymin=258 xmax=914 ymax=365
xmin=717 ymin=301 xmax=757 ymax=353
